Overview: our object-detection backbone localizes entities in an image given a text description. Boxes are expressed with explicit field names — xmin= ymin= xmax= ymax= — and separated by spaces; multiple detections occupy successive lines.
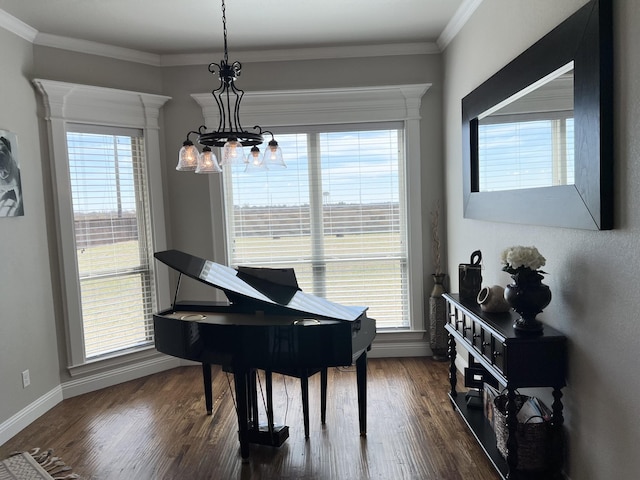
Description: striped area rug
xmin=0 ymin=449 xmax=79 ymax=480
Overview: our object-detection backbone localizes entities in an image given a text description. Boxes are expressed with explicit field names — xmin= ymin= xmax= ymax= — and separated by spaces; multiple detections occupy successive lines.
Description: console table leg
xmin=550 ymin=387 xmax=565 ymax=475
xmin=506 ymin=387 xmax=519 ymax=478
xmin=448 ymin=332 xmax=458 ymax=400
xmin=552 ymin=387 xmax=564 ymax=426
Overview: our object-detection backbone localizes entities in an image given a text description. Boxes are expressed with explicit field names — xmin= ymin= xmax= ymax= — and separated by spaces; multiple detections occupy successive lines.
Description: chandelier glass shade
xmin=262 ymin=139 xmax=286 ymax=168
xmin=196 ymin=146 xmax=222 ymax=173
xmin=176 ymin=139 xmax=198 ymax=171
xmin=176 ymin=0 xmax=284 ymax=174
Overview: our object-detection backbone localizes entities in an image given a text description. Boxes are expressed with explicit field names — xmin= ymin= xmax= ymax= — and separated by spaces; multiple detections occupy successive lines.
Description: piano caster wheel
xmin=206 ymin=410 xmax=212 ymax=415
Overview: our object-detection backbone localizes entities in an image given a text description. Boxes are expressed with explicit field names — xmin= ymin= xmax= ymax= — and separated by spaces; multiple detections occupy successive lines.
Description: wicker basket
xmin=494 ymin=394 xmax=551 ymax=471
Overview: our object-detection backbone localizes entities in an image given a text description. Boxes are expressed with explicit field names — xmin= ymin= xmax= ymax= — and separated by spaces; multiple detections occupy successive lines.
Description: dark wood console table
xmin=443 ymin=293 xmax=567 ymax=479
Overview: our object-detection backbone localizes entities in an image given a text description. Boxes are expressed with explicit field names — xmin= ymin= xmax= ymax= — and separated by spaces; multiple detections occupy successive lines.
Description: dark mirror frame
xmin=462 ymin=0 xmax=613 ymax=230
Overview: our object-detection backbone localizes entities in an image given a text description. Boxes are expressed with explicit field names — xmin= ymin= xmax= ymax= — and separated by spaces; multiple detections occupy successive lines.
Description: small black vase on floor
xmin=504 ymin=272 xmax=551 ymax=334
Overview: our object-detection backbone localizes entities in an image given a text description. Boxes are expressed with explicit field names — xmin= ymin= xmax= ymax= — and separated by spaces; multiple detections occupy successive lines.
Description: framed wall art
xmin=0 ymin=129 xmax=23 ymax=217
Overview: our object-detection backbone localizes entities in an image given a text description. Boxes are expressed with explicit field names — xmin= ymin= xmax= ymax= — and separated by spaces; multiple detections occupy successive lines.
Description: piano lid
xmin=155 ymin=250 xmax=367 ymax=322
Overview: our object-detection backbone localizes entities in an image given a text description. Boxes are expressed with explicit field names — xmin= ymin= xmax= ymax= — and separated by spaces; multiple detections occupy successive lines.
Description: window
xmin=195 ymin=84 xmax=430 ymax=332
xmin=34 ymin=79 xmax=171 ymax=373
xmin=66 ymin=127 xmax=155 ymax=358
xmin=223 ymin=124 xmax=408 ymax=328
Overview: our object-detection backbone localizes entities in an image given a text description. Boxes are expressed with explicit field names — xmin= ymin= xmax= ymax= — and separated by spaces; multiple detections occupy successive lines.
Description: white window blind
xmin=224 ymin=123 xmax=408 ymax=329
xmin=66 ymin=126 xmax=156 ymax=358
xmin=478 ymin=115 xmax=575 ymax=192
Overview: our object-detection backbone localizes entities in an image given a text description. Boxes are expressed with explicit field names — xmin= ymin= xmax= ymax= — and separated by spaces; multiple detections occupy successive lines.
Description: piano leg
xmin=249 ymin=369 xmax=259 ymax=429
xmin=320 ymin=368 xmax=327 ymax=425
xmin=233 ymin=369 xmax=251 ymax=459
xmin=356 ymin=351 xmax=368 ymax=436
xmin=202 ymin=363 xmax=213 ymax=415
xmin=301 ymin=373 xmax=310 ymax=439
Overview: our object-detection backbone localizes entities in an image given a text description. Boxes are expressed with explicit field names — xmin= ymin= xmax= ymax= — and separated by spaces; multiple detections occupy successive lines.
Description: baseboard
xmin=0 ymin=386 xmax=63 ymax=446
xmin=62 ymin=355 xmax=181 ymax=398
xmin=454 ymin=351 xmax=468 ymax=373
xmin=0 ymin=355 xmax=182 ymax=447
xmin=368 ymin=333 xmax=431 ymax=358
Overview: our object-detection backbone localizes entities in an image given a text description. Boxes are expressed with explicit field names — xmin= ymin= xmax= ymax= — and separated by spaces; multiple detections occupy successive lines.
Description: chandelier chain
xmin=221 ymin=0 xmax=229 ymax=64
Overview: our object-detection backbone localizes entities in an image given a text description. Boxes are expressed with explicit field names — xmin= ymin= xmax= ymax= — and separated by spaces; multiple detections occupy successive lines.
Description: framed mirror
xmin=462 ymin=0 xmax=613 ymax=230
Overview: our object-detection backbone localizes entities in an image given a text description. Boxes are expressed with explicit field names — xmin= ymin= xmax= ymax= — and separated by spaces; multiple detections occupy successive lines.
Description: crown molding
xmin=0 ymin=8 xmax=37 ymax=42
xmin=33 ymin=36 xmax=438 ymax=67
xmin=34 ymin=32 xmax=161 ymax=66
xmin=437 ymin=0 xmax=484 ymax=50
xmin=161 ymin=42 xmax=439 ymax=66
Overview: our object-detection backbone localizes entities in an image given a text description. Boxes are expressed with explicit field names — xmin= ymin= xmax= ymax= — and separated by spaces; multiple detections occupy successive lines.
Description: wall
xmin=0 ymin=29 xmax=60 ymax=426
xmin=443 ymin=0 xmax=640 ymax=478
xmin=32 ymin=47 xmax=164 ymax=95
xmin=1 ymin=37 xmax=445 ymax=431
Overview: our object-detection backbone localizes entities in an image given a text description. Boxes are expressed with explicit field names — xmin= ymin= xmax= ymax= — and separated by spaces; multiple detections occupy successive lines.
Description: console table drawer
xmin=447 ymin=302 xmax=506 ymax=375
xmin=481 ymin=330 xmax=504 ymax=372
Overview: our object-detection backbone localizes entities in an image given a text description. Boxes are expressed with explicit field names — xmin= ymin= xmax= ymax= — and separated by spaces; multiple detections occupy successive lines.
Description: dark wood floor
xmin=0 ymin=357 xmax=499 ymax=480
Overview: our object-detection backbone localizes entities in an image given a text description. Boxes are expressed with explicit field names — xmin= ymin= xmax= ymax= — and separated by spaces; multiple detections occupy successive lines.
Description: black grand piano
xmin=152 ymin=250 xmax=376 ymax=459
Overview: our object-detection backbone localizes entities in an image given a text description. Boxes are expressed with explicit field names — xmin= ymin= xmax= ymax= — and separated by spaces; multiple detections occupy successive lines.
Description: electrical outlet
xmin=22 ymin=370 xmax=30 ymax=388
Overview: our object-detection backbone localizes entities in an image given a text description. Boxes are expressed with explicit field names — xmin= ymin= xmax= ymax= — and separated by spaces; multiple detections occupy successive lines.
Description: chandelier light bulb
xmin=229 ymin=141 xmax=239 ymax=158
xmin=221 ymin=138 xmax=246 ymax=165
xmin=249 ymin=146 xmax=262 ymax=166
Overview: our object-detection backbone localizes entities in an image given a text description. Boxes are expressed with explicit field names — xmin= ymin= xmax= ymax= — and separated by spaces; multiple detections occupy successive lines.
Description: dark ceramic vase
xmin=504 ymin=272 xmax=551 ymax=334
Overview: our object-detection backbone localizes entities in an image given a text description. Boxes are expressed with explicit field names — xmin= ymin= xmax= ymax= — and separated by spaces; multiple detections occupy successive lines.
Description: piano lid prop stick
xmin=173 ymin=272 xmax=183 ymax=309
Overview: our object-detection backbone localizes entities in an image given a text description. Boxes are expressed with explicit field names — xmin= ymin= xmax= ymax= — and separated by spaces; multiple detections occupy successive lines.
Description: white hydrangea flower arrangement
xmin=501 ymin=246 xmax=547 ymax=280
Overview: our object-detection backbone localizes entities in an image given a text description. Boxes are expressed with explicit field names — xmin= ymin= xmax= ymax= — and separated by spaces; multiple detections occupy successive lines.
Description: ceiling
xmin=0 ymin=0 xmax=480 ymax=63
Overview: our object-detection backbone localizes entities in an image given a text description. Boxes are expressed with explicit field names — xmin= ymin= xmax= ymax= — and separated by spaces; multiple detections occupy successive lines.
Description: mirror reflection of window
xmin=477 ymin=63 xmax=574 ymax=192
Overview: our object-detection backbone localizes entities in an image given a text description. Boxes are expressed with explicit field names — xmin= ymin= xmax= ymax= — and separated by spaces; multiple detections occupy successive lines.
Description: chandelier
xmin=176 ymin=0 xmax=285 ymax=174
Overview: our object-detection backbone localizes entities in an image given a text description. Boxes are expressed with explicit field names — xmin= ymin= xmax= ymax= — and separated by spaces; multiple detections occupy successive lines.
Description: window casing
xmin=34 ymin=79 xmax=171 ymax=373
xmin=194 ymin=84 xmax=430 ymax=331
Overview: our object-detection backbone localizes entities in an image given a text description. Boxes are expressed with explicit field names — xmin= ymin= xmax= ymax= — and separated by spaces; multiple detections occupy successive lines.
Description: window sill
xmin=67 ymin=345 xmax=164 ymax=378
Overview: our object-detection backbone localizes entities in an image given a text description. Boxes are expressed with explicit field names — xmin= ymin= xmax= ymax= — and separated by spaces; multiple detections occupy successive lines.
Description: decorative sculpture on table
xmin=476 ymin=285 xmax=510 ymax=313
xmin=459 ymin=250 xmax=482 ymax=303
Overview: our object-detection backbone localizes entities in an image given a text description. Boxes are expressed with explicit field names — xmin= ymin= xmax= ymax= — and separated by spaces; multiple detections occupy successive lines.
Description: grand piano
xmin=152 ymin=250 xmax=376 ymax=459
